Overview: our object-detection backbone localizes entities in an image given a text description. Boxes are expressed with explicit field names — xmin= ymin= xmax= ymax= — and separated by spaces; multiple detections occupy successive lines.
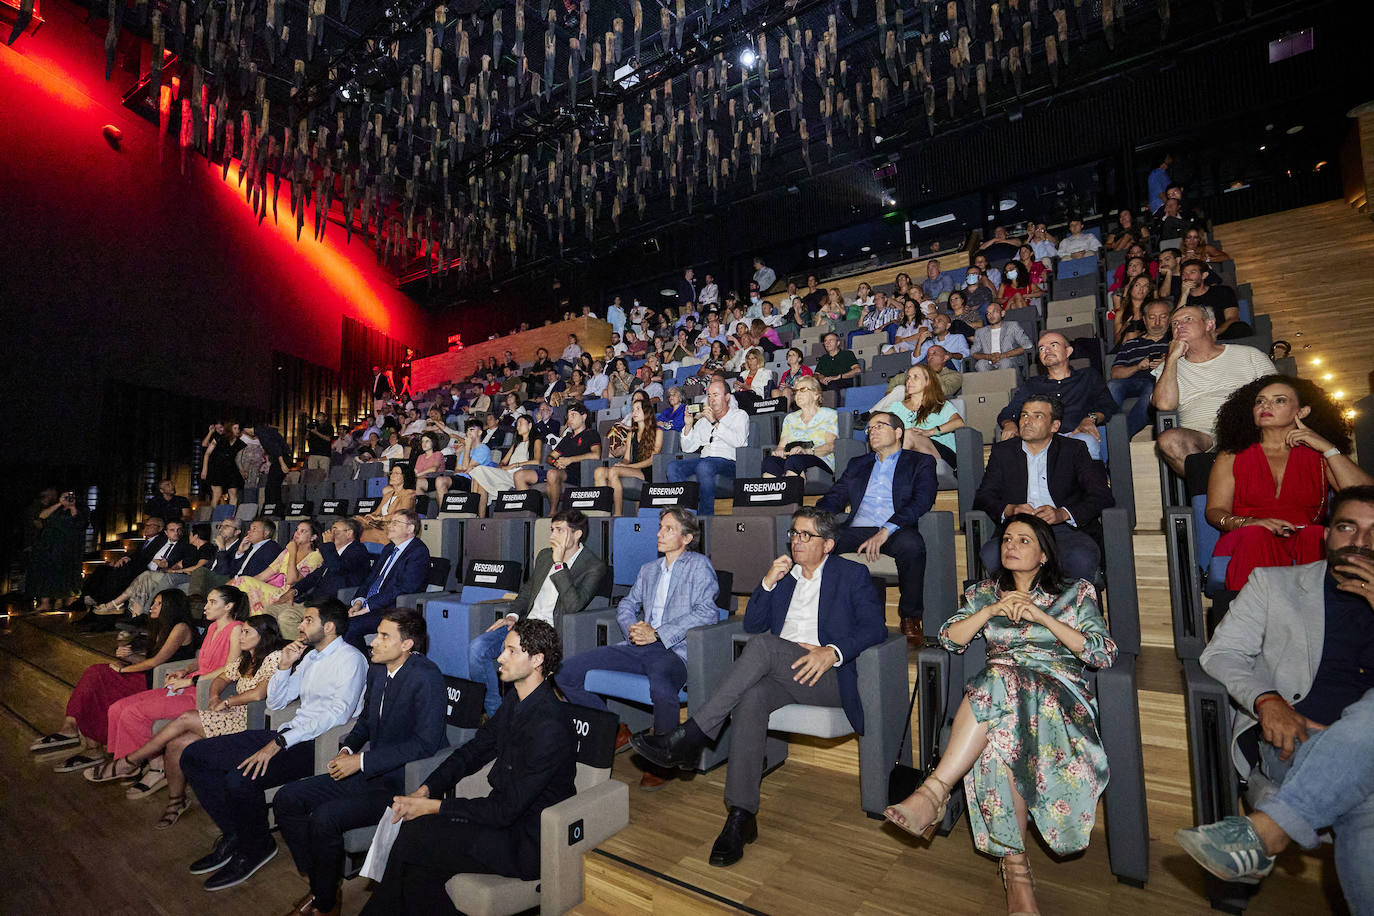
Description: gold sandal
xmin=882 ymin=773 xmax=952 ymax=840
xmin=1000 ymin=856 xmax=1039 ymax=916
xmin=155 ymin=795 xmax=192 ymax=830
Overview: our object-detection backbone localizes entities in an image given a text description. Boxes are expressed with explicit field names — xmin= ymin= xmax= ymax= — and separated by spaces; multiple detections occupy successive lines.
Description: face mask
xmin=1007 ymin=269 xmax=1019 ymax=280
xmin=920 ymin=302 xmax=935 ymax=316
xmin=967 ymin=275 xmax=979 ymax=286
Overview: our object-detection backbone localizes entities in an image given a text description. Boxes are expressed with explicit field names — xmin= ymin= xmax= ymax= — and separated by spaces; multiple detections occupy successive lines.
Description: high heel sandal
xmin=155 ymin=795 xmax=192 ymax=830
xmin=999 ymin=856 xmax=1039 ymax=916
xmin=882 ymin=773 xmax=952 ymax=840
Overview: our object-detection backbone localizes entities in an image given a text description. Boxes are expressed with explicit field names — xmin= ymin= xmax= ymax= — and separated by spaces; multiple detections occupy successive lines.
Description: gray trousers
xmin=693 ymin=633 xmax=842 ymax=813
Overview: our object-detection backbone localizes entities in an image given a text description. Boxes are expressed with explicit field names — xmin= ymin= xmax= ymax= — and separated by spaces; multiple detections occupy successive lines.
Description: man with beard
xmin=181 ymin=599 xmax=367 ymax=891
xmin=1176 ymin=487 xmax=1374 ymax=913
xmin=997 ymin=332 xmax=1117 ymax=461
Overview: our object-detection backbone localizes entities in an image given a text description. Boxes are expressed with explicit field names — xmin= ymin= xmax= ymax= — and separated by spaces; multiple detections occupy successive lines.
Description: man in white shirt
xmin=914 ymin=313 xmax=972 ymax=364
xmin=631 ymin=507 xmax=887 ymax=866
xmin=667 ymin=380 xmax=750 ymax=516
xmin=698 ymin=273 xmax=720 ymax=308
xmin=1152 ymin=303 xmax=1276 ymax=475
xmin=557 ymin=334 xmax=583 ymax=369
xmin=1056 ymin=218 xmax=1103 ymax=259
xmin=468 ymin=511 xmax=609 ymax=717
xmin=584 ymin=359 xmax=610 ymax=398
xmin=752 ymin=257 xmax=777 ymax=293
xmin=182 ymin=598 xmax=367 ymax=891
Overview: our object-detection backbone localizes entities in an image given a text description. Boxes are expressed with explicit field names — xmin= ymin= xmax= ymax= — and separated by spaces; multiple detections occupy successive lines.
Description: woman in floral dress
xmin=230 ymin=520 xmax=323 ymax=614
xmin=884 ymin=514 xmax=1117 ymax=915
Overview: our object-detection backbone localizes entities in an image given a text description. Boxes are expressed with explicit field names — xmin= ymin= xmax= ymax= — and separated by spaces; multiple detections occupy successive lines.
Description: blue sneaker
xmin=1175 ymin=816 xmax=1276 ymax=884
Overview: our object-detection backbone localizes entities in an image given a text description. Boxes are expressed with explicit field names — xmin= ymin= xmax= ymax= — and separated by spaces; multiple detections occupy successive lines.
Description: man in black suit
xmin=79 ymin=517 xmax=164 ymax=613
xmin=226 ymin=519 xmax=285 ymax=579
xmin=279 ymin=519 xmax=375 ymax=637
xmin=371 ymin=365 xmax=393 ymax=401
xmin=85 ymin=519 xmax=194 ymax=628
xmin=631 ymin=507 xmax=888 ymax=867
xmin=469 ymin=509 xmax=607 ymax=718
xmin=345 ymin=509 xmax=431 ymax=651
xmin=973 ymin=394 xmax=1114 ymax=581
xmin=816 ymin=411 xmax=938 ymax=643
xmin=360 ymin=620 xmax=576 ymax=913
xmin=274 ymin=609 xmax=448 ymax=916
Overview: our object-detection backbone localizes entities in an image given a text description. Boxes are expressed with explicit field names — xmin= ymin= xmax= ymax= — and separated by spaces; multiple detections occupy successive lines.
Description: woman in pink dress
xmin=82 ymin=585 xmax=250 ymax=784
xmin=230 ymin=520 xmax=324 ymax=614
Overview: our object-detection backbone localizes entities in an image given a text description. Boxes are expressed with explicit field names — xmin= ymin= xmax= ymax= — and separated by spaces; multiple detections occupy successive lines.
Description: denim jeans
xmin=467 ymin=624 xmax=509 ymax=717
xmin=1064 ymin=429 xmax=1105 ymax=462
xmin=1108 ymin=373 xmax=1155 ymax=438
xmin=1257 ymin=687 xmax=1374 ymax=913
xmin=666 ymin=456 xmax=736 ymax=515
xmin=556 ymin=642 xmax=689 ymax=733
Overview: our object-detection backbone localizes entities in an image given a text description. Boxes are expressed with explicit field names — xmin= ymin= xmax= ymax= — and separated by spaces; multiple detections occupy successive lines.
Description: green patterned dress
xmin=937 ymin=578 xmax=1118 ymax=857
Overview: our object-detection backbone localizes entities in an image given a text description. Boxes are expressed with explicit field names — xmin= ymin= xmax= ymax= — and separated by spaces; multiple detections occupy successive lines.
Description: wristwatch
xmin=273 ymin=731 xmax=289 ymax=749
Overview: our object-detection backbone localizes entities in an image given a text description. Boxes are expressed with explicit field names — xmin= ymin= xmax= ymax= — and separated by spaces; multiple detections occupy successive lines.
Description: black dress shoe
xmin=709 ymin=808 xmax=758 ymax=867
xmin=204 ymin=846 xmax=278 ymax=891
xmin=189 ymin=835 xmax=238 ymax=875
xmin=629 ymin=719 xmax=707 ymax=771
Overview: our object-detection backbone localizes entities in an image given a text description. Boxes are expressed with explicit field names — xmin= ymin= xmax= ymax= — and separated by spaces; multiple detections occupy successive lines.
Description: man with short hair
xmin=631 ymin=507 xmax=887 ymax=866
xmin=970 ymin=301 xmax=1033 ymax=371
xmin=306 ymin=413 xmax=336 ymax=471
xmin=815 ymin=332 xmax=862 ymax=392
xmin=584 ymin=359 xmax=610 ymax=398
xmin=1109 ymin=299 xmax=1172 ymax=437
xmin=529 ymin=402 xmax=602 ymax=510
xmin=286 ymin=518 xmax=374 ymax=632
xmin=667 ymin=380 xmax=750 ymax=516
xmin=1153 ymin=193 xmax=1189 ymax=239
xmin=1056 ymin=218 xmax=1102 ymax=260
xmin=697 ymin=312 xmax=728 ymax=349
xmin=1152 ymin=304 xmax=1275 ymax=475
xmin=227 ymin=519 xmax=284 ymax=580
xmin=922 ymin=259 xmax=955 ymax=302
xmin=818 ymin=411 xmax=937 ymax=643
xmin=997 ymin=332 xmax=1117 ymax=461
xmin=678 ymin=266 xmax=698 ymax=309
xmin=558 ymin=508 xmax=720 ymax=789
xmin=1148 ymin=153 xmax=1173 ymax=211
xmin=182 ymin=599 xmax=368 ymax=891
xmin=363 ymin=620 xmax=576 ymax=911
xmin=1176 ymin=488 xmax=1374 ymax=910
xmin=974 ymin=395 xmax=1115 ymax=580
xmin=914 ymin=313 xmax=971 ymax=364
xmin=345 ymin=510 xmax=431 ymax=651
xmin=1180 ymin=259 xmax=1250 ymax=340
xmin=925 ymin=345 xmax=963 ymax=397
xmin=752 ymin=257 xmax=776 ymax=293
xmin=146 ymin=480 xmax=193 ymax=524
xmin=471 ymin=510 xmax=608 ymax=717
xmin=699 ymin=273 xmax=720 ymax=308
xmin=274 ymin=609 xmax=447 ymax=916
xmin=606 ymin=295 xmax=626 ymax=337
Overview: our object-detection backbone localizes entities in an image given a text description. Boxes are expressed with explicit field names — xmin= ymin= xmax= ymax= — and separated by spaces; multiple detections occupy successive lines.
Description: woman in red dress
xmin=1206 ymin=375 xmax=1371 ymax=591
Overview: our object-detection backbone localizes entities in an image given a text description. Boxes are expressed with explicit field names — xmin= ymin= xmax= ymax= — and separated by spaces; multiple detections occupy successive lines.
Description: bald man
xmin=996 ymin=332 xmax=1117 ymax=461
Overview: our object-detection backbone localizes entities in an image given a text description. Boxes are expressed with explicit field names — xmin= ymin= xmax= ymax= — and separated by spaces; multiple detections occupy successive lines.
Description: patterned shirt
xmin=780 ymin=407 xmax=840 ymax=470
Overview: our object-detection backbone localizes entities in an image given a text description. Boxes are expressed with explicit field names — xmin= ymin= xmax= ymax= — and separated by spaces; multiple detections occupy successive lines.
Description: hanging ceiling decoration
xmin=85 ymin=0 xmax=1259 ymax=299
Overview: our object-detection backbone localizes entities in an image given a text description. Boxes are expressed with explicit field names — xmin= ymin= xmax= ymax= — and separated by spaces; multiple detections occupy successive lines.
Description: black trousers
xmin=274 ymin=772 xmax=396 ymax=912
xmin=180 ymin=729 xmax=315 ymax=857
xmin=82 ymin=563 xmax=139 ymax=603
xmin=833 ymin=524 xmax=926 ymax=618
xmin=359 ymin=814 xmax=501 ymax=916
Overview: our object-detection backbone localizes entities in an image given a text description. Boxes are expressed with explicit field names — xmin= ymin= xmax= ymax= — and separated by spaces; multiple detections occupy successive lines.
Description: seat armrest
xmin=404 ymin=749 xmax=458 ymax=795
xmin=539 ymin=779 xmax=630 ymax=915
xmin=1100 ymin=507 xmax=1140 ymax=656
xmin=686 ymin=617 xmax=746 ymax=718
xmin=469 ymin=599 xmax=515 ymax=641
xmin=1164 ymin=505 xmax=1206 ymax=659
xmin=152 ymin=661 xmax=182 ymax=689
xmin=561 ymin=605 xmax=623 ymax=657
xmin=953 ymin=426 xmax=985 ymax=521
xmin=1093 ymin=654 xmax=1150 ymax=886
xmin=962 ymin=510 xmax=995 ymax=582
xmin=735 ymin=447 xmax=762 ymax=479
xmin=1104 ymin=414 xmax=1135 ymax=528
xmin=313 ymin=720 xmax=358 ymax=774
xmin=1182 ymin=659 xmax=1242 ymax=824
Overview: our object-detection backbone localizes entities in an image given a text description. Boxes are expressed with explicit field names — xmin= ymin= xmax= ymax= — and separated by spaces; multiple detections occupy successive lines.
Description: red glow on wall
xmin=0 ymin=30 xmax=105 ymax=116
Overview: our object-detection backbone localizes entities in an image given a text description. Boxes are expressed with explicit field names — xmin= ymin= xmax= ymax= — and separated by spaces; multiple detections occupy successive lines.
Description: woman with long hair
xmin=555 ymin=368 xmax=588 ymax=406
xmin=118 ymin=614 xmax=288 ymax=824
xmin=761 ymin=375 xmax=837 ymax=478
xmin=889 ymin=365 xmax=966 ymax=467
xmin=892 ymin=272 xmax=914 ymax=300
xmin=772 ymin=346 xmax=814 ymax=406
xmin=883 ymin=299 xmax=927 ymax=354
xmin=1105 ymin=207 xmax=1149 ymax=251
xmin=80 ymin=586 xmax=250 ymax=785
xmin=608 ymin=357 xmax=636 ymax=398
xmin=1111 ymin=274 xmax=1155 ymax=348
xmin=413 ymin=431 xmax=449 ymax=496
xmin=36 ymin=589 xmax=197 ymax=765
xmin=732 ymin=348 xmax=773 ymax=411
xmin=231 ymin=520 xmax=324 ymax=615
xmin=694 ymin=340 xmax=730 ymax=381
xmin=1206 ymin=375 xmax=1371 ymax=591
xmin=354 ymin=464 xmax=417 ymax=544
xmin=1180 ymin=226 xmax=1230 ymax=263
xmin=998 ymin=260 xmax=1043 ymax=309
xmin=469 ymin=414 xmax=543 ymax=516
xmin=885 ymin=514 xmax=1117 ymax=916
xmin=594 ymin=399 xmax=663 ymax=515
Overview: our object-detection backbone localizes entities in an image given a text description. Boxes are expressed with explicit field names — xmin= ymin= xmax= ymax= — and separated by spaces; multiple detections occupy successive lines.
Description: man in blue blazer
xmin=816 ymin=410 xmax=937 ymax=642
xmin=633 ymin=506 xmax=887 ymax=866
xmin=345 ymin=509 xmax=431 ymax=651
xmin=557 ymin=507 xmax=720 ymax=790
xmin=273 ymin=608 xmax=448 ymax=916
xmin=295 ymin=519 xmax=375 ymax=602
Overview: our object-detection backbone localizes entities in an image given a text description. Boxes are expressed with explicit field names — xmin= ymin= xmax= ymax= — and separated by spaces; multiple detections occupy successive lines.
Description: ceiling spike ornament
xmin=1055 ymin=7 xmax=1070 ymax=64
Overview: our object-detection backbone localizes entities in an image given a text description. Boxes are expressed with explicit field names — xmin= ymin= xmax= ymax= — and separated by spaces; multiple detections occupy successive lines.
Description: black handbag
xmin=887 ymin=672 xmax=924 ymax=805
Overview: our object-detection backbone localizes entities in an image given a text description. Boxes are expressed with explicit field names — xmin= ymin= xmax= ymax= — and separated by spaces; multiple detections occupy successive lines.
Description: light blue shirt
xmin=606 ymin=303 xmax=626 ymax=336
xmin=266 ymin=635 xmax=367 ymax=748
xmin=1020 ymin=441 xmax=1076 ymax=526
xmin=916 ymin=334 xmax=970 ymax=363
xmin=648 ymin=556 xmax=676 ymax=630
xmin=850 ymin=449 xmax=902 ymax=533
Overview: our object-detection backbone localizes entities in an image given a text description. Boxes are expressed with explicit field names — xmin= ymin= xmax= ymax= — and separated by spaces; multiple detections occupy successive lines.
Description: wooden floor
xmin=4 ymin=201 xmax=1368 ymax=916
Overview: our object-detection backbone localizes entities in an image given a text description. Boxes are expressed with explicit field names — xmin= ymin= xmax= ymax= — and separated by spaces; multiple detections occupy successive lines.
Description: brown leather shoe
xmin=282 ymin=892 xmax=312 ymax=916
xmin=900 ymin=617 xmax=923 ymax=644
xmin=615 ymin=722 xmax=633 ymax=754
xmin=639 ymin=770 xmax=670 ymax=791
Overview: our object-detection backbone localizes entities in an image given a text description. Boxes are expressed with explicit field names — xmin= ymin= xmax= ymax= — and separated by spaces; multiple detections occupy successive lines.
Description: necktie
xmin=368 ymin=544 xmax=403 ymax=600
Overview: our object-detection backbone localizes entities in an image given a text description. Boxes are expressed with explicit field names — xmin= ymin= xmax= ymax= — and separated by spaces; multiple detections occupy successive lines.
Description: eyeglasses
xmin=864 ymin=422 xmax=893 ymax=433
xmin=785 ymin=528 xmax=823 ymax=543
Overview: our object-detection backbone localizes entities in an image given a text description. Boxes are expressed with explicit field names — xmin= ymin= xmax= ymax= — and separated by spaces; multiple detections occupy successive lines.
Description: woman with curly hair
xmin=1206 ymin=375 xmax=1372 ymax=591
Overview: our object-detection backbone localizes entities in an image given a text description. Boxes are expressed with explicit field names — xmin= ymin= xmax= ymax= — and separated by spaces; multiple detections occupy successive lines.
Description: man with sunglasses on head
xmin=631 ymin=506 xmax=886 ymax=867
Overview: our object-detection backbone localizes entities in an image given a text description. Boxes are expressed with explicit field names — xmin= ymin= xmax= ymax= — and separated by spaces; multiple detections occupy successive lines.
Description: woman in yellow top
xmin=230 ymin=520 xmax=324 ymax=615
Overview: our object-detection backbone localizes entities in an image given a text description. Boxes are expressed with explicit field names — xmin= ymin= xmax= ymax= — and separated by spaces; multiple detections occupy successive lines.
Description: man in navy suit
xmin=345 ymin=509 xmax=431 ymax=651
xmin=816 ymin=410 xmax=937 ymax=643
xmin=296 ymin=519 xmax=374 ymax=601
xmin=273 ymin=609 xmax=447 ymax=916
xmin=224 ymin=519 xmax=285 ymax=580
xmin=633 ymin=507 xmax=887 ymax=867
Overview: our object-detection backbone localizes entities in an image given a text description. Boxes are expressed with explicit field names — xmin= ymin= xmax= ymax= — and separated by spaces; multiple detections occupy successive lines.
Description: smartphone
xmin=687 ymin=403 xmax=702 ymax=415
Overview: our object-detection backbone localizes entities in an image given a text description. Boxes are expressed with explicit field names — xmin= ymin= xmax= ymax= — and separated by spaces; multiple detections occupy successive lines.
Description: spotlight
xmin=883 ymin=196 xmax=895 ymax=206
xmin=739 ymin=47 xmax=757 ymax=69
xmin=1334 ymin=390 xmax=1346 ymax=400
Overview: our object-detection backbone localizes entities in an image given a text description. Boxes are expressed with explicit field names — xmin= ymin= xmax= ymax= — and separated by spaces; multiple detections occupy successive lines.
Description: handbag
xmin=887 ymin=671 xmax=924 ymax=805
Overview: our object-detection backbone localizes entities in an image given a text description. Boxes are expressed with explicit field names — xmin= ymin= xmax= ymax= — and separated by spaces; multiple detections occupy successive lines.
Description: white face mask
xmin=967 ymin=274 xmax=979 ymax=286
xmin=1006 ymin=269 xmax=1019 ymax=281
xmin=920 ymin=302 xmax=935 ymax=316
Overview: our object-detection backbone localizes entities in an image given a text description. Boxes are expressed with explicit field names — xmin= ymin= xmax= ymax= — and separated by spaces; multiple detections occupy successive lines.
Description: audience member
xmin=975 ymin=396 xmax=1114 ymax=581
xmin=731 ymin=348 xmax=772 ymax=410
xmin=970 ymin=302 xmax=1032 ymax=371
xmin=882 ymin=299 xmax=927 ymax=355
xmin=817 ymin=412 xmax=937 ymax=643
xmin=997 ymin=333 xmax=1117 ymax=460
xmin=595 ymin=400 xmax=662 ymax=515
xmin=98 ymin=521 xmax=214 ymax=619
xmin=288 ymin=519 xmax=373 ymax=630
xmin=1105 ymin=207 xmax=1150 ymax=251
xmin=21 ymin=487 xmax=83 ymax=613
xmin=657 ymin=386 xmax=687 ymax=431
xmin=953 ymin=274 xmax=994 ymax=328
xmin=1109 ymin=299 xmax=1172 ymax=437
xmin=885 ymin=513 xmax=1116 ymax=916
xmin=772 ymin=347 xmax=813 ymax=404
xmin=1181 ymin=259 xmax=1251 ymax=340
xmin=630 ymin=506 xmax=886 ymax=865
xmin=231 ymin=520 xmax=323 ymax=616
xmin=1112 ymin=273 xmax=1155 ymax=348
xmin=355 ymin=465 xmax=417 ymax=545
xmin=200 ymin=422 xmax=245 ymax=506
xmin=1205 ymin=376 xmax=1371 ymax=591
xmin=469 ymin=415 xmax=543 ymax=515
xmin=925 ymin=345 xmax=964 ymax=397
xmin=1148 ymin=153 xmax=1173 ymax=210
xmin=915 ymin=313 xmax=972 ymax=364
xmin=345 ymin=510 xmax=430 ymax=651
xmin=531 ymin=401 xmax=602 ymax=510
xmin=814 ymin=332 xmax=862 ymax=392
xmin=412 ymin=432 xmax=449 ymax=498
xmin=752 ymin=257 xmax=776 ymax=292
xmin=146 ymin=479 xmax=193 ymax=525
xmin=1179 ymin=226 xmax=1230 ymax=264
xmin=667 ymin=380 xmax=749 ymax=516
xmin=1152 ymin=304 xmax=1276 ymax=475
xmin=305 ymin=413 xmax=335 ymax=471
xmin=921 ymin=260 xmax=954 ymax=301
xmin=762 ymin=376 xmax=837 ymax=480
xmin=890 ymin=365 xmax=966 ymax=468
xmin=181 ymin=598 xmax=367 ymax=891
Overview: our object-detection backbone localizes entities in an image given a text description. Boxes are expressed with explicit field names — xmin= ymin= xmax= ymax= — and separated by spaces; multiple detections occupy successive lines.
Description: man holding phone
xmin=667 ymin=380 xmax=750 ymax=516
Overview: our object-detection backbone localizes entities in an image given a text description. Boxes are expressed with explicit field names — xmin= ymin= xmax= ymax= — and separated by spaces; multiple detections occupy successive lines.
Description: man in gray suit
xmin=970 ymin=301 xmax=1033 ymax=372
xmin=468 ymin=509 xmax=608 ymax=717
xmin=1177 ymin=486 xmax=1374 ymax=912
xmin=556 ymin=507 xmax=721 ymax=789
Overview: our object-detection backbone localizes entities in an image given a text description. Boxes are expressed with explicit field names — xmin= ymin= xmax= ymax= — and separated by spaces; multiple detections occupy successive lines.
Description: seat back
xmin=708 ymin=516 xmax=783 ymax=595
xmin=610 ymin=517 xmax=661 ymax=590
xmin=842 ymin=383 xmax=889 ymax=412
xmin=463 ymin=518 xmax=531 ymax=569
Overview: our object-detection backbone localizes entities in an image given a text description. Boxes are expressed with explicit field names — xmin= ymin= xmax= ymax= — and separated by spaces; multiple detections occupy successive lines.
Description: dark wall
xmin=0 ymin=2 xmax=439 ymax=474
